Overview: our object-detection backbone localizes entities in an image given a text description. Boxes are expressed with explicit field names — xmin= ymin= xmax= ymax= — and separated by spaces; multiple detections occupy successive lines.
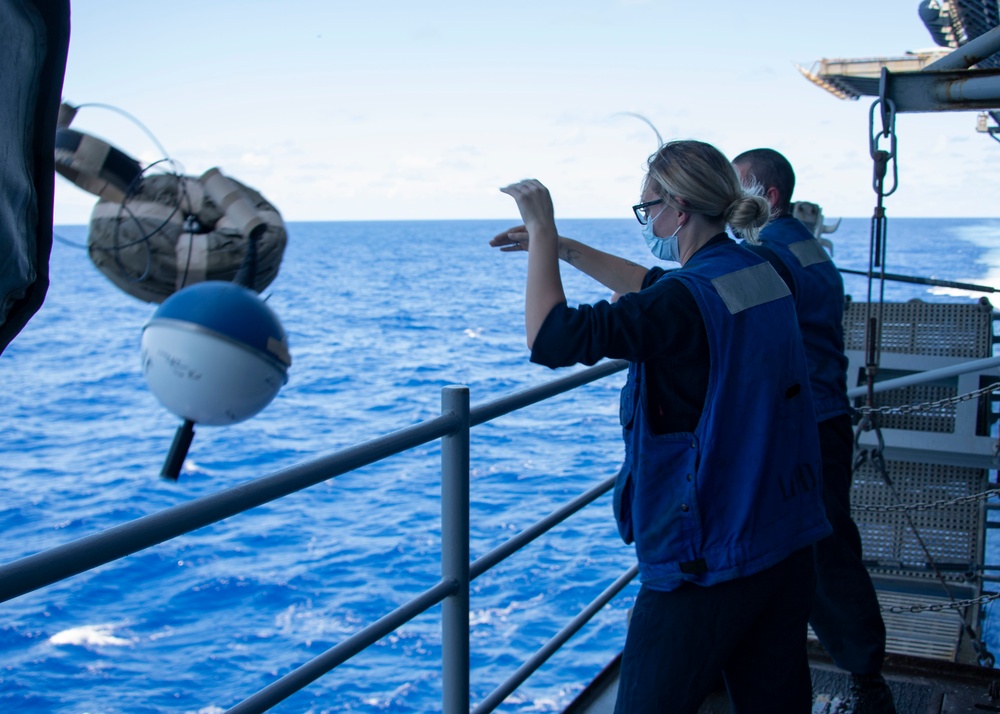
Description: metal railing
xmin=845 ymin=355 xmax=1000 ymax=399
xmin=0 ymin=359 xmax=633 ymax=713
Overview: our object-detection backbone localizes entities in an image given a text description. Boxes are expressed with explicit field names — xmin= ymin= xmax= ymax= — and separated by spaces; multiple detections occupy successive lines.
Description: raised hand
xmin=489 ymin=225 xmax=529 ymax=252
xmin=499 ymin=179 xmax=555 ymax=235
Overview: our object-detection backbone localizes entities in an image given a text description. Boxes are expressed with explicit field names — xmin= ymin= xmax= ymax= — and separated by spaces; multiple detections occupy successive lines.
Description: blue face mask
xmin=641 ymin=209 xmax=682 ymax=262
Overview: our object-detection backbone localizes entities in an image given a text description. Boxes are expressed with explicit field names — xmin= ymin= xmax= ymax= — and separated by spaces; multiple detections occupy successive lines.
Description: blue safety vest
xmin=746 ymin=216 xmax=850 ymax=422
xmin=614 ymin=239 xmax=830 ymax=591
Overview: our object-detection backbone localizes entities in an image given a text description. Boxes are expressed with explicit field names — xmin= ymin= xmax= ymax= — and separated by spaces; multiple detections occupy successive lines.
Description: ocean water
xmin=1 ymin=216 xmax=999 ymax=713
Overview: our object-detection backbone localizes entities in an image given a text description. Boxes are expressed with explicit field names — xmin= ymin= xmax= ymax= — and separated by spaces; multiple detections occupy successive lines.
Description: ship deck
xmin=564 ymin=642 xmax=1000 ymax=713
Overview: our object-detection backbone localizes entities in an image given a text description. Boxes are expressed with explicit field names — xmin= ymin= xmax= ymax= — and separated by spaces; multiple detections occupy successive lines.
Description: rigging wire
xmin=105 ymin=158 xmax=190 ymax=286
xmin=68 ymin=102 xmax=201 ymax=290
xmin=610 ymin=112 xmax=663 ymax=147
xmin=72 ymin=101 xmax=173 ymax=162
xmin=52 ymin=232 xmax=88 ymax=250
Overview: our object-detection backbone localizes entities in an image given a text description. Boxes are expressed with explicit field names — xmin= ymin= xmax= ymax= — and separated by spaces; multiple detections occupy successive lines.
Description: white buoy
xmin=140 ymin=280 xmax=291 ymax=478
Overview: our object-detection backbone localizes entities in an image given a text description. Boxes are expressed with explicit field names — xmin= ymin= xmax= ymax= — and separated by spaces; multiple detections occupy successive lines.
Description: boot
xmin=847 ymin=673 xmax=896 ymax=714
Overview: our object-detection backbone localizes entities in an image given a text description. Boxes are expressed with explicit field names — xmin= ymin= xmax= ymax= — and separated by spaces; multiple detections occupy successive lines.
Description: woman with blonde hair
xmin=495 ymin=139 xmax=830 ymax=713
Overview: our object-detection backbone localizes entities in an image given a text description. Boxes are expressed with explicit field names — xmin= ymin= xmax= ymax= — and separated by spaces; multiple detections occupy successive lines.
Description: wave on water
xmin=48 ymin=624 xmax=134 ymax=648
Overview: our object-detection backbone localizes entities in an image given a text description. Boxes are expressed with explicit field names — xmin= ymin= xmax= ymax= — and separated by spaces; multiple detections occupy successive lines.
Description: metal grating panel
xmin=843 ymin=300 xmax=994 ymax=358
xmin=807 ymin=590 xmax=964 ymax=661
xmin=844 ymin=300 xmax=998 ymax=454
xmin=949 ymin=0 xmax=1000 ymax=62
xmin=879 ymin=591 xmax=965 ymax=661
xmin=842 ymin=300 xmax=996 ymax=664
xmin=853 ymin=459 xmax=987 ymax=581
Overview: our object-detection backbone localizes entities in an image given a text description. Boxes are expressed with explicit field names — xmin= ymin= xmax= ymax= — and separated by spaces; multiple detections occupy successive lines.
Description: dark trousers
xmin=809 ymin=413 xmax=887 ymax=675
xmin=613 ymin=547 xmax=815 ymax=714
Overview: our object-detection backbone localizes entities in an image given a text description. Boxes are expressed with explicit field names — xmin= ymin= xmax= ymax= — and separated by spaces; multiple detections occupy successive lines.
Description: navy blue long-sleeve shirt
xmin=529 ymin=235 xmax=735 ymax=434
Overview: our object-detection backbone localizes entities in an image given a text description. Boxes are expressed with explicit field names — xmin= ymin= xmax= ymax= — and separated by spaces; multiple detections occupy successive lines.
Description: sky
xmin=52 ymin=0 xmax=999 ymax=224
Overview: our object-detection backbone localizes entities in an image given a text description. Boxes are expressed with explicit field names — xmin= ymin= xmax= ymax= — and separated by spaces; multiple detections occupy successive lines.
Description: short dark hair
xmin=732 ymin=148 xmax=795 ymax=215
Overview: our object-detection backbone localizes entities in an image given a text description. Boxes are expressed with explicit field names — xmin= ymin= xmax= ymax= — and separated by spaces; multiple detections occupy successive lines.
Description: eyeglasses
xmin=632 ymin=198 xmax=664 ymax=225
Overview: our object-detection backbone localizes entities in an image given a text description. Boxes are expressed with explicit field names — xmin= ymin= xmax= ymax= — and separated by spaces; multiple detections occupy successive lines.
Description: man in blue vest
xmin=733 ymin=148 xmax=895 ymax=714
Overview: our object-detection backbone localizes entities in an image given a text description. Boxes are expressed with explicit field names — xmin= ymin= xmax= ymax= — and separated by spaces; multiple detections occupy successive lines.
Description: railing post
xmin=441 ymin=385 xmax=470 ymax=714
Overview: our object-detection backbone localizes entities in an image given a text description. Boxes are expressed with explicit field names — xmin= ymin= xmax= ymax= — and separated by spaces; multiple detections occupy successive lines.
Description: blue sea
xmin=2 ymin=216 xmax=1000 ymax=713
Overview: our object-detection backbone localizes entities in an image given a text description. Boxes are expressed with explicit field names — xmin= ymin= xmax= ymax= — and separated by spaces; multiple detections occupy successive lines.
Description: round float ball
xmin=140 ymin=281 xmax=291 ymax=426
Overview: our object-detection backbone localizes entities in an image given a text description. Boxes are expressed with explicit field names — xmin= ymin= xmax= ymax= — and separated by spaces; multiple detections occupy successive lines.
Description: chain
xmin=853 ymin=380 xmax=1000 ymax=459
xmin=869 ymin=94 xmax=899 ymax=199
xmin=852 ymin=488 xmax=1000 ymax=513
xmin=854 ymin=381 xmax=1000 ymax=417
xmin=882 ymin=590 xmax=1000 ymax=614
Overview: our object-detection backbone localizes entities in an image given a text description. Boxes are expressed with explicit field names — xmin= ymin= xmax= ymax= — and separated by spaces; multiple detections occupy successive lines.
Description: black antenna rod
xmin=839 ymin=267 xmax=997 ymax=294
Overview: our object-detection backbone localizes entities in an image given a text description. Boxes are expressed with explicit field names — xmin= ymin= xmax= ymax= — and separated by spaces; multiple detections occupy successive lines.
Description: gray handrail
xmin=224 ymin=382 xmax=634 ymax=713
xmin=471 ymin=359 xmax=627 ymax=426
xmin=471 ymin=474 xmax=616 ymax=580
xmin=0 ymin=413 xmax=459 ymax=604
xmin=0 ymin=361 xmax=633 ymax=713
xmin=227 ymin=578 xmax=460 ymax=714
xmin=442 ymin=386 xmax=472 ymax=714
xmin=226 ymin=475 xmax=629 ymax=714
xmin=846 ymin=355 xmax=1000 ymax=399
xmin=473 ymin=564 xmax=639 ymax=714
xmin=18 ymin=349 xmax=998 ymax=710
xmin=0 ymin=361 xmax=629 ymax=605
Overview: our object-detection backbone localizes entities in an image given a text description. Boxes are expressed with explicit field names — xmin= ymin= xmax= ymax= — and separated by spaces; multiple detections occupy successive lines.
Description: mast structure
xmin=798 ymin=0 xmax=1000 ymax=136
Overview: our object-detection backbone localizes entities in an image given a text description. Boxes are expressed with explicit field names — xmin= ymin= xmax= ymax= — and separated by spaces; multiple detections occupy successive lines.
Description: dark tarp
xmin=0 ymin=0 xmax=70 ymax=355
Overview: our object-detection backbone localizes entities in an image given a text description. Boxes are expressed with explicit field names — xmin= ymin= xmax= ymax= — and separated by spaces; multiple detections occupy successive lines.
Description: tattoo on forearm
xmin=564 ymin=248 xmax=582 ymax=265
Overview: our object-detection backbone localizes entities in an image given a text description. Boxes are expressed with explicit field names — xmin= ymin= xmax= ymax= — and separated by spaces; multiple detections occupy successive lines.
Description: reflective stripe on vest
xmin=788 ymin=238 xmax=833 ymax=268
xmin=710 ymin=261 xmax=791 ymax=314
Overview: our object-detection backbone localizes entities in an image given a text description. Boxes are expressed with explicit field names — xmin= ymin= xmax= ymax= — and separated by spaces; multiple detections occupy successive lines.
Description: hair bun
xmin=725 ymin=195 xmax=771 ymax=244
